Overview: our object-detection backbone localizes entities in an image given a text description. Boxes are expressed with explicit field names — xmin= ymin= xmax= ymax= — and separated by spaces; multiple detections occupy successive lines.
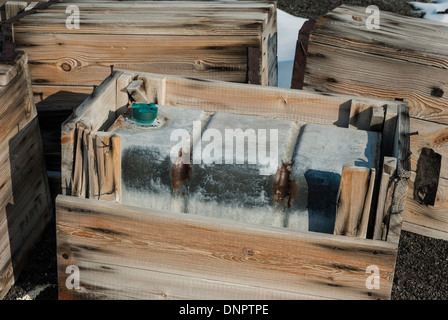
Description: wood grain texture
xmin=301 ymin=6 xmax=444 ymax=238
xmin=386 ymin=105 xmax=410 ymax=244
xmin=155 ymin=72 xmax=403 ymax=127
xmin=358 ymin=168 xmax=376 ymax=239
xmin=373 ymin=158 xmax=397 ymax=241
xmin=311 ymin=5 xmax=448 ymax=68
xmin=56 ymin=195 xmax=398 ymax=300
xmin=61 ymin=71 xmax=120 ymax=196
xmin=404 ymin=173 xmax=448 ymax=237
xmin=304 ymin=41 xmax=448 ymax=124
xmin=409 ymin=118 xmax=448 ymax=180
xmin=0 ymin=52 xmax=52 ymax=299
xmin=12 ymin=1 xmax=277 ymax=88
xmin=5 ymin=1 xmax=27 ymax=19
xmin=401 ymin=117 xmax=448 ymax=238
xmin=334 ymin=166 xmax=371 ymax=238
xmin=305 ymin=5 xmax=448 ymax=125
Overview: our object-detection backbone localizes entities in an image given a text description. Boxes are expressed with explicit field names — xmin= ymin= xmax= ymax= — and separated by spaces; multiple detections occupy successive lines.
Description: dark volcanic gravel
xmin=277 ymin=0 xmax=429 ymax=19
xmin=3 ymin=0 xmax=448 ymax=301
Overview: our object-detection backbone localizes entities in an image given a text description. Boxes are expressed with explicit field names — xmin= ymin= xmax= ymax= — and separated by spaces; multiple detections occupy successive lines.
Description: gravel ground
xmin=3 ymin=0 xmax=448 ymax=301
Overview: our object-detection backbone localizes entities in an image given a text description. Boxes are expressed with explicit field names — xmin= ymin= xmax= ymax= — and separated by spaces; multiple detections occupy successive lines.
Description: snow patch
xmin=409 ymin=0 xmax=448 ymax=22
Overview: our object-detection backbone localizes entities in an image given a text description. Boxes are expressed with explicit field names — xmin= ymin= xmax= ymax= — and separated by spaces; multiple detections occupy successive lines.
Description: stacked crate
xmin=57 ymin=70 xmax=410 ymax=300
xmin=293 ymin=5 xmax=448 ymax=240
xmin=0 ymin=52 xmax=52 ymax=299
xmin=2 ymin=0 xmax=278 ymax=186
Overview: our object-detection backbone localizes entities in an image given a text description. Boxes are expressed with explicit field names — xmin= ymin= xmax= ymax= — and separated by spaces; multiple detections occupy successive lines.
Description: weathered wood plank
xmin=0 ymin=54 xmax=36 ymax=143
xmin=291 ymin=19 xmax=316 ymax=90
xmin=16 ymin=12 xmax=269 ymax=35
xmin=111 ymin=136 xmax=121 ymax=202
xmin=304 ymin=41 xmax=448 ymax=124
xmin=373 ymin=157 xmax=397 ymax=241
xmin=358 ymin=168 xmax=376 ymax=239
xmin=96 ymin=133 xmax=115 ymax=201
xmin=158 ymin=73 xmax=402 ymax=127
xmin=5 ymin=1 xmax=27 ymax=19
xmin=12 ymin=1 xmax=277 ymax=89
xmin=0 ymin=52 xmax=52 ymax=298
xmin=16 ymin=33 xmax=254 ymax=87
xmin=409 ymin=118 xmax=448 ymax=180
xmin=71 ymin=126 xmax=86 ymax=198
xmin=310 ymin=5 xmax=448 ymax=69
xmin=87 ymin=132 xmax=99 ymax=200
xmin=61 ymin=71 xmax=120 ymax=195
xmin=56 ymin=195 xmax=397 ymax=300
xmin=404 ymin=173 xmax=448 ymax=237
xmin=386 ymin=105 xmax=410 ymax=243
xmin=401 ymin=117 xmax=448 ymax=238
xmin=58 ymin=260 xmax=323 ymax=300
xmin=334 ymin=165 xmax=371 ymax=238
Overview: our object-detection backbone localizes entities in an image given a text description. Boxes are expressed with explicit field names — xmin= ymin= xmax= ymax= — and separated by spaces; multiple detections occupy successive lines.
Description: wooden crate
xmin=292 ymin=5 xmax=448 ymax=241
xmin=1 ymin=0 xmax=278 ymax=181
xmin=0 ymin=52 xmax=52 ymax=299
xmin=56 ymin=70 xmax=410 ymax=300
xmin=4 ymin=0 xmax=278 ymax=95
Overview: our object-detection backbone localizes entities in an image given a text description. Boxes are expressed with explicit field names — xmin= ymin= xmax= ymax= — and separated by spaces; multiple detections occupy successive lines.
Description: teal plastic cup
xmin=131 ymin=103 xmax=158 ymax=125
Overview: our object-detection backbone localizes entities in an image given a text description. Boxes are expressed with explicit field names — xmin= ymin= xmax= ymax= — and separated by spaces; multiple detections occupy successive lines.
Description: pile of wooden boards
xmin=57 ymin=69 xmax=410 ymax=300
xmin=0 ymin=52 xmax=52 ymax=299
xmin=293 ymin=5 xmax=448 ymax=241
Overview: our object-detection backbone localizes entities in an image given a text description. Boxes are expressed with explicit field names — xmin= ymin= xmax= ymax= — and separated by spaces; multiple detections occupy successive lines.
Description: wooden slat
xmin=400 ymin=117 xmax=448 ymax=238
xmin=358 ymin=168 xmax=376 ymax=239
xmin=71 ymin=126 xmax=86 ymax=198
xmin=409 ymin=118 xmax=448 ymax=180
xmin=96 ymin=133 xmax=115 ymax=201
xmin=56 ymin=195 xmax=397 ymax=300
xmin=61 ymin=71 xmax=120 ymax=195
xmin=373 ymin=157 xmax=398 ymax=241
xmin=87 ymin=132 xmax=99 ymax=200
xmin=157 ymin=73 xmax=402 ymax=127
xmin=310 ymin=5 xmax=448 ymax=69
xmin=0 ymin=54 xmax=36 ymax=143
xmin=334 ymin=165 xmax=371 ymax=238
xmin=0 ymin=52 xmax=52 ymax=299
xmin=16 ymin=33 xmax=254 ymax=87
xmin=16 ymin=12 xmax=268 ymax=35
xmin=111 ymin=135 xmax=121 ymax=202
xmin=0 ymin=63 xmax=18 ymax=86
xmin=11 ymin=1 xmax=277 ymax=89
xmin=5 ymin=1 xmax=27 ymax=19
xmin=291 ymin=19 xmax=316 ymax=90
xmin=404 ymin=173 xmax=448 ymax=238
xmin=304 ymin=41 xmax=448 ymax=125
xmin=386 ymin=105 xmax=410 ymax=243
